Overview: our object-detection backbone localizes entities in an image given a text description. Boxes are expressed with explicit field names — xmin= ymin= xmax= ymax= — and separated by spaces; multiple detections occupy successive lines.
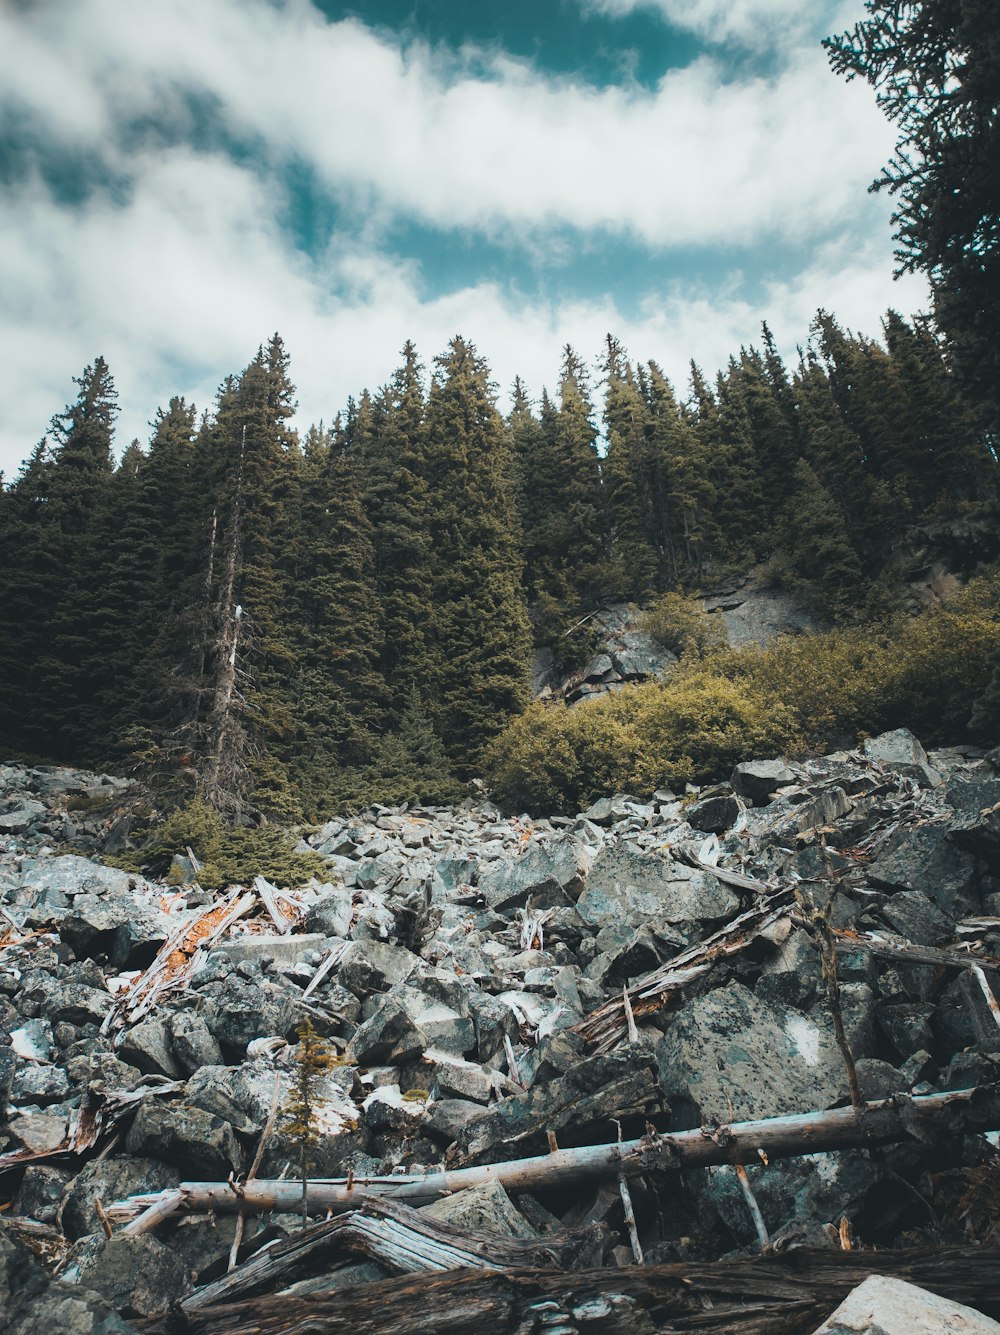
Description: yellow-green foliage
xmin=641 ymin=591 xmax=726 ymax=658
xmin=484 ymin=574 xmax=1000 ymax=814
xmin=110 ymin=794 xmax=328 ymax=891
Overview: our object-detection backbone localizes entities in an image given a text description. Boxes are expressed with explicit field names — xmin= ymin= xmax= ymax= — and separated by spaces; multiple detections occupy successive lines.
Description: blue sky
xmin=0 ymin=0 xmax=928 ymax=476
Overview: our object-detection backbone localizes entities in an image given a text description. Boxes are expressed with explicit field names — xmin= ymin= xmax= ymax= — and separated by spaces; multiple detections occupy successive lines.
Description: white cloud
xmin=0 ymin=0 xmax=894 ymax=249
xmin=579 ymin=0 xmax=833 ymax=48
xmin=0 ymin=144 xmax=928 ymax=477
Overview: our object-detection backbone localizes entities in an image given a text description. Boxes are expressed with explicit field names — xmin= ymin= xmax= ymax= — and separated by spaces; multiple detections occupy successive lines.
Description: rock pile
xmin=2 ymin=732 xmax=1000 ymax=1331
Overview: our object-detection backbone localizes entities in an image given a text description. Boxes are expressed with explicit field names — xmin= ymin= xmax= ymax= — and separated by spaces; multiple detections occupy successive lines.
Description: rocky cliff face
xmin=1 ymin=735 xmax=1000 ymax=1329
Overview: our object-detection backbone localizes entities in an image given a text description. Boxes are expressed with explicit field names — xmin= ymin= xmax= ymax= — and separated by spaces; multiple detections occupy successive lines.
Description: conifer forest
xmin=1 ymin=0 xmax=998 ymax=825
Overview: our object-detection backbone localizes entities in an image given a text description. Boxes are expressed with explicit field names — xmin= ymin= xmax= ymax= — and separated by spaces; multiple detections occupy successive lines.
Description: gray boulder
xmin=73 ymin=1232 xmax=189 ymax=1317
xmin=578 ymin=842 xmax=738 ymax=930
xmin=125 ymin=1100 xmax=242 ymax=1177
xmin=730 ymin=760 xmax=797 ymax=805
xmin=0 ymin=1224 xmax=137 ymax=1335
xmin=655 ymin=982 xmax=845 ymax=1125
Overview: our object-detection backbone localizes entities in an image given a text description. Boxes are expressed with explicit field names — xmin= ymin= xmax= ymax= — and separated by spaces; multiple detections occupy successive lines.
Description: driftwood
xmin=137 ymin=1244 xmax=1000 ymax=1335
xmin=111 ymin=1084 xmax=1000 ymax=1227
xmin=182 ymin=1195 xmax=601 ymax=1313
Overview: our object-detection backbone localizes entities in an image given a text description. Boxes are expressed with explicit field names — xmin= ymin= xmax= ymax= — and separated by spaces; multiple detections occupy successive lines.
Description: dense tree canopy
xmin=825 ymin=1 xmax=1000 ymax=436
xmin=0 ymin=309 xmax=995 ymax=817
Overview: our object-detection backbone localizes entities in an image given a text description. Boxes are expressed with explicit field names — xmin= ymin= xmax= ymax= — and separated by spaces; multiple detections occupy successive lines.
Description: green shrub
xmin=641 ymin=591 xmax=726 ymax=659
xmin=109 ymin=794 xmax=328 ymax=890
xmin=484 ymin=574 xmax=1000 ymax=814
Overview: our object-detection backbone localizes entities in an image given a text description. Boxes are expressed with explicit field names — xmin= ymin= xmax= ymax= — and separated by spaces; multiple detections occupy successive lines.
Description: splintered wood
xmin=100 ymin=888 xmax=255 ymax=1037
xmin=574 ymin=880 xmax=795 ymax=1053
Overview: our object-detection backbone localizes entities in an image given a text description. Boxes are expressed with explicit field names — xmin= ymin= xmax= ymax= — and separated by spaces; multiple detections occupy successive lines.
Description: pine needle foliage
xmin=281 ymin=1018 xmax=342 ymax=1229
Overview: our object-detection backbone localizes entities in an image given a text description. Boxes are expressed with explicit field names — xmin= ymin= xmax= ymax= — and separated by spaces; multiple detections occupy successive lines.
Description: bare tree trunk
xmin=204 ymin=427 xmax=246 ymax=812
xmin=114 ymin=1084 xmax=1000 ymax=1228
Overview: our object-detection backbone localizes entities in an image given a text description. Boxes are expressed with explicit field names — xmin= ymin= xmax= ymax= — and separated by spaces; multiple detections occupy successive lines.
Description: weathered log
xmin=112 ymin=1084 xmax=1000 ymax=1227
xmin=182 ymin=1195 xmax=601 ymax=1312
xmin=136 ymin=1244 xmax=1000 ymax=1335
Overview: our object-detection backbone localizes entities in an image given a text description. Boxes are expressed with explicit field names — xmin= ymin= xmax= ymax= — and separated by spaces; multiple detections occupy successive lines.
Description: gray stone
xmin=0 ymin=800 xmax=46 ymax=831
xmin=478 ymin=836 xmax=594 ymax=911
xmin=202 ymin=978 xmax=297 ymax=1056
xmin=118 ymin=1017 xmax=183 ymax=1079
xmin=337 ymin=940 xmax=420 ymax=997
xmin=18 ymin=855 xmax=142 ymax=900
xmin=655 ymin=982 xmax=845 ymax=1125
xmin=423 ymin=1097 xmax=487 ymax=1143
xmin=852 ymin=1057 xmax=909 ymax=1100
xmin=811 ymin=1274 xmax=1000 ymax=1334
xmin=876 ymin=890 xmax=955 ymax=946
xmin=7 ymin=1112 xmax=68 ymax=1153
xmin=422 ymin=1179 xmax=538 ymax=1239
xmin=12 ymin=1164 xmax=70 ymax=1223
xmin=0 ymin=1225 xmax=137 ymax=1335
xmin=74 ymin=1232 xmax=190 ymax=1317
xmin=348 ymin=997 xmax=429 ymax=1065
xmin=578 ymin=842 xmax=738 ymax=929
xmin=730 ymin=760 xmax=797 ymax=805
xmin=304 ymin=887 xmax=354 ymax=937
xmin=876 ymin=1002 xmax=936 ymax=1059
xmin=609 ymin=630 xmax=677 ymax=680
xmin=686 ymin=793 xmax=741 ymax=833
xmin=213 ymin=932 xmax=328 ymax=965
xmin=10 ymin=1061 xmax=70 ymax=1104
xmin=866 ymin=825 xmax=978 ymax=918
xmin=168 ymin=1011 xmax=225 ymax=1075
xmin=60 ymin=893 xmax=168 ymax=969
xmin=63 ymin=1157 xmax=181 ymax=1240
xmin=125 ymin=1100 xmax=242 ymax=1177
xmin=863 ymin=727 xmax=928 ymax=768
xmin=457 ymin=1048 xmax=663 ymax=1165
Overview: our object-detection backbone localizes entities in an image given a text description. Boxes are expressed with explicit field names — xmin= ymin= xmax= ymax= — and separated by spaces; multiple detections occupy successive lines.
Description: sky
xmin=0 ymin=0 xmax=930 ymax=477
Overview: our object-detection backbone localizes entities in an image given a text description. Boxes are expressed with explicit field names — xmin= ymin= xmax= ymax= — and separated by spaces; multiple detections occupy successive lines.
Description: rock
xmin=125 ymin=1101 xmax=242 ymax=1177
xmin=863 ymin=727 xmax=927 ymax=767
xmin=214 ymin=933 xmax=329 ymax=966
xmin=686 ymin=792 xmax=741 ymax=833
xmin=852 ymin=1057 xmax=909 ymax=1100
xmin=578 ymin=843 xmax=738 ymax=929
xmin=655 ymin=982 xmax=845 ymax=1125
xmin=202 ymin=978 xmax=297 ymax=1056
xmin=168 ymin=1011 xmax=225 ymax=1075
xmin=875 ymin=890 xmax=955 ymax=946
xmin=608 ymin=630 xmax=677 ymax=680
xmin=422 ymin=1179 xmax=538 ymax=1239
xmin=361 ymin=1086 xmax=427 ymax=1134
xmin=348 ymin=996 xmax=429 ymax=1065
xmin=59 ymin=894 xmax=167 ymax=970
xmin=0 ymin=800 xmax=46 ymax=831
xmin=866 ymin=826 xmax=979 ymax=918
xmin=74 ymin=1232 xmax=190 ymax=1316
xmin=730 ymin=760 xmax=798 ymax=805
xmin=0 ymin=1224 xmax=137 ymax=1335
xmin=423 ymin=1097 xmax=486 ymax=1143
xmin=337 ymin=940 xmax=420 ymax=997
xmin=7 ymin=1111 xmax=68 ymax=1154
xmin=876 ymin=1002 xmax=936 ymax=1059
xmin=456 ymin=1047 xmax=664 ymax=1165
xmin=63 ymin=1157 xmax=181 ymax=1241
xmin=117 ymin=1017 xmax=183 ymax=1079
xmin=10 ymin=1061 xmax=71 ymax=1104
xmin=810 ymin=1274 xmax=1000 ymax=1334
xmin=478 ymin=836 xmax=594 ymax=911
xmin=13 ymin=1164 xmax=71 ymax=1223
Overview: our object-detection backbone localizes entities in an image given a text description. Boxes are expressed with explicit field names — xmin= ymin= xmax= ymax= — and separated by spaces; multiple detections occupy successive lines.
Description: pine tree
xmin=0 ymin=360 xmax=118 ymax=760
xmin=602 ymin=337 xmax=658 ymax=598
xmin=783 ymin=458 xmax=866 ymax=618
xmin=422 ymin=337 xmax=532 ymax=769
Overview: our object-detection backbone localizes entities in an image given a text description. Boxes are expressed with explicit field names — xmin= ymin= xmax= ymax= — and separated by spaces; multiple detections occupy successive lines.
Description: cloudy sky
xmin=0 ymin=0 xmax=928 ymax=477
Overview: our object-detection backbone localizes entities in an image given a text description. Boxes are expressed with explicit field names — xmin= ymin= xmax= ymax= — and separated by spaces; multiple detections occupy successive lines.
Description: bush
xmin=484 ymin=574 xmax=1000 ymax=814
xmin=641 ymin=591 xmax=726 ymax=659
xmin=109 ymin=794 xmax=328 ymax=891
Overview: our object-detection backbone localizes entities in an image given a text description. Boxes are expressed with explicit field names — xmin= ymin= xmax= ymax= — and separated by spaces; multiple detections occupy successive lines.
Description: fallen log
xmin=136 ymin=1243 xmax=1000 ymax=1335
xmin=181 ymin=1195 xmax=602 ymax=1312
xmin=111 ymin=1083 xmax=1000 ymax=1227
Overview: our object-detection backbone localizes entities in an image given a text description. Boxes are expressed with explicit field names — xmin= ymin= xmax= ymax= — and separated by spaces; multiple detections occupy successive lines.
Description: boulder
xmin=0 ymin=1224 xmax=137 ymax=1335
xmin=685 ymin=793 xmax=742 ymax=834
xmin=63 ymin=1157 xmax=180 ymax=1241
xmin=74 ymin=1232 xmax=190 ymax=1317
xmin=810 ymin=1275 xmax=1000 ymax=1334
xmin=866 ymin=826 xmax=979 ymax=918
xmin=578 ymin=842 xmax=738 ymax=930
xmin=421 ymin=1179 xmax=538 ymax=1239
xmin=655 ymin=982 xmax=845 ymax=1125
xmin=125 ymin=1101 xmax=242 ymax=1177
xmin=478 ymin=836 xmax=594 ymax=911
xmin=730 ymin=760 xmax=798 ymax=805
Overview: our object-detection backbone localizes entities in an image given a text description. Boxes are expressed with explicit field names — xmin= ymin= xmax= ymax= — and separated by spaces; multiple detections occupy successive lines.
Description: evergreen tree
xmin=602 ymin=337 xmax=659 ymax=597
xmin=422 ymin=337 xmax=532 ymax=768
xmin=783 ymin=459 xmax=866 ymax=617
